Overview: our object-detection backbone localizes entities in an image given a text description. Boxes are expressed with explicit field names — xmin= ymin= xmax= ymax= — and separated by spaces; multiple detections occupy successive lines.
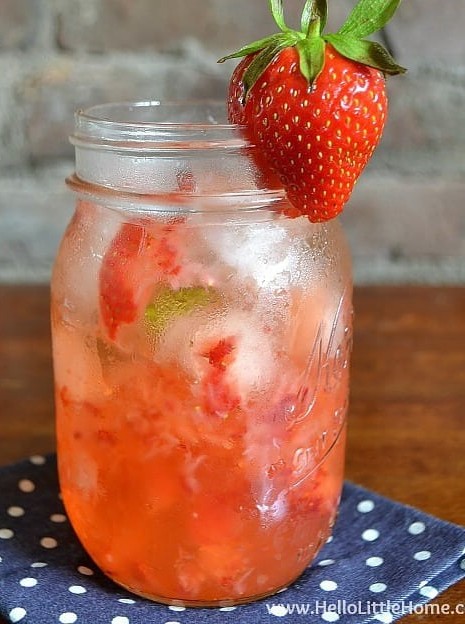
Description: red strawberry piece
xmin=202 ymin=337 xmax=236 ymax=371
xmin=99 ymin=224 xmax=146 ymax=339
xmin=220 ymin=0 xmax=406 ymax=222
xmin=99 ymin=222 xmax=181 ymax=340
xmin=200 ymin=337 xmax=241 ymax=416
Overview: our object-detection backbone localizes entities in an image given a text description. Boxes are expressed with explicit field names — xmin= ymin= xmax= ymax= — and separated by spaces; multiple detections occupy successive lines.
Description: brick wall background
xmin=1 ymin=0 xmax=464 ymax=283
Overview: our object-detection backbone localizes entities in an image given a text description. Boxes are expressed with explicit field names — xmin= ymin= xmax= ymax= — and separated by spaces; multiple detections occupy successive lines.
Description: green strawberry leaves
xmin=218 ymin=0 xmax=406 ymax=96
xmin=218 ymin=33 xmax=292 ymax=63
xmin=297 ymin=36 xmax=325 ymax=83
xmin=327 ymin=0 xmax=406 ymax=76
xmin=324 ymin=33 xmax=405 ymax=75
xmin=241 ymin=40 xmax=293 ymax=97
xmin=339 ymin=0 xmax=403 ymax=38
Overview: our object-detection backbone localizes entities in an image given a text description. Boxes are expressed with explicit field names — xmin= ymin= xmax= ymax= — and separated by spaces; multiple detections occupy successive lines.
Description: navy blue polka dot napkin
xmin=1 ymin=455 xmax=464 ymax=624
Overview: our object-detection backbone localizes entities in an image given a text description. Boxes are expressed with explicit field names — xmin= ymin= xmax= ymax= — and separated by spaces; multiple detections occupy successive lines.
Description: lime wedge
xmin=145 ymin=285 xmax=216 ymax=335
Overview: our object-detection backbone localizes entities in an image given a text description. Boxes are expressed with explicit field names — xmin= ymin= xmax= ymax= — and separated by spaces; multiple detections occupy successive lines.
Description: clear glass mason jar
xmin=51 ymin=101 xmax=353 ymax=607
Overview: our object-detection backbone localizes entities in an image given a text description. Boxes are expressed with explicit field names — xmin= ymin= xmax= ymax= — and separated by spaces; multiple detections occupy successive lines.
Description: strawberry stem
xmin=306 ymin=17 xmax=321 ymax=40
xmin=301 ymin=0 xmax=328 ymax=33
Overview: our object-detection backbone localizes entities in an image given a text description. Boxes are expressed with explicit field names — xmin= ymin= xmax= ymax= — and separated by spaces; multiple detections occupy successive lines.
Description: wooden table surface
xmin=1 ymin=284 xmax=464 ymax=623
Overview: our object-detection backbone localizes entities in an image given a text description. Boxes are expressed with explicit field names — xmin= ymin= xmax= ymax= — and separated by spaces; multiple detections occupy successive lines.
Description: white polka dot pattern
xmin=361 ymin=528 xmax=380 ymax=542
xmin=0 ymin=455 xmax=464 ymax=624
xmin=408 ymin=521 xmax=426 ymax=535
xmin=357 ymin=500 xmax=375 ymax=513
xmin=68 ymin=585 xmax=87 ymax=594
xmin=9 ymin=607 xmax=27 ymax=622
xmin=59 ymin=613 xmax=78 ymax=624
xmin=77 ymin=565 xmax=94 ymax=576
xmin=19 ymin=577 xmax=38 ymax=588
xmin=374 ymin=613 xmax=394 ymax=623
xmin=40 ymin=536 xmax=58 ymax=549
xmin=419 ymin=585 xmax=438 ymax=599
xmin=268 ymin=605 xmax=288 ymax=616
xmin=413 ymin=550 xmax=432 ymax=561
xmin=18 ymin=479 xmax=35 ymax=493
xmin=0 ymin=528 xmax=14 ymax=540
xmin=7 ymin=507 xmax=25 ymax=518
xmin=29 ymin=455 xmax=46 ymax=466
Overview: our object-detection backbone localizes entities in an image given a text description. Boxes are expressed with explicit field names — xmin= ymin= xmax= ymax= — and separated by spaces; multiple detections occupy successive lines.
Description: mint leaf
xmin=145 ymin=286 xmax=215 ymax=336
xmin=338 ymin=0 xmax=402 ymax=39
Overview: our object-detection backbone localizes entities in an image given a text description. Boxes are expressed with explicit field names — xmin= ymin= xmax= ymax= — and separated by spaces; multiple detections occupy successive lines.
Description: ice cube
xmin=52 ymin=325 xmax=107 ymax=401
xmin=53 ymin=200 xmax=121 ymax=329
xmin=199 ymin=214 xmax=309 ymax=290
xmin=157 ymin=308 xmax=278 ymax=404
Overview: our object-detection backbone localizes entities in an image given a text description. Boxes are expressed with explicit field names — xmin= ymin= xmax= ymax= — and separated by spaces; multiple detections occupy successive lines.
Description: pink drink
xmin=51 ymin=102 xmax=352 ymax=606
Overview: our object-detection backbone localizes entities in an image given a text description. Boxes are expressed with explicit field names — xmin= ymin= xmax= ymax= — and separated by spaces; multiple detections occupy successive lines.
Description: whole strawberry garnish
xmin=219 ymin=0 xmax=406 ymax=222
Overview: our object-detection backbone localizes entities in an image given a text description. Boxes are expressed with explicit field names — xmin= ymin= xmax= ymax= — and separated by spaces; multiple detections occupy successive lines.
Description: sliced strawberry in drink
xmin=99 ymin=224 xmax=145 ymax=339
xmin=202 ymin=337 xmax=236 ymax=371
xmin=98 ymin=169 xmax=201 ymax=341
xmin=99 ymin=221 xmax=181 ymax=339
xmin=199 ymin=336 xmax=242 ymax=416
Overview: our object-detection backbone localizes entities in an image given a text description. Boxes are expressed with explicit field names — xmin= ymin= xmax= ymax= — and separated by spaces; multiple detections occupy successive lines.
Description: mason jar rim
xmin=70 ymin=100 xmax=252 ymax=152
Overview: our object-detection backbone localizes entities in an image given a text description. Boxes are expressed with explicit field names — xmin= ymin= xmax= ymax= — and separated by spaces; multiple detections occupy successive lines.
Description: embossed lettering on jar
xmin=50 ymin=102 xmax=353 ymax=607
